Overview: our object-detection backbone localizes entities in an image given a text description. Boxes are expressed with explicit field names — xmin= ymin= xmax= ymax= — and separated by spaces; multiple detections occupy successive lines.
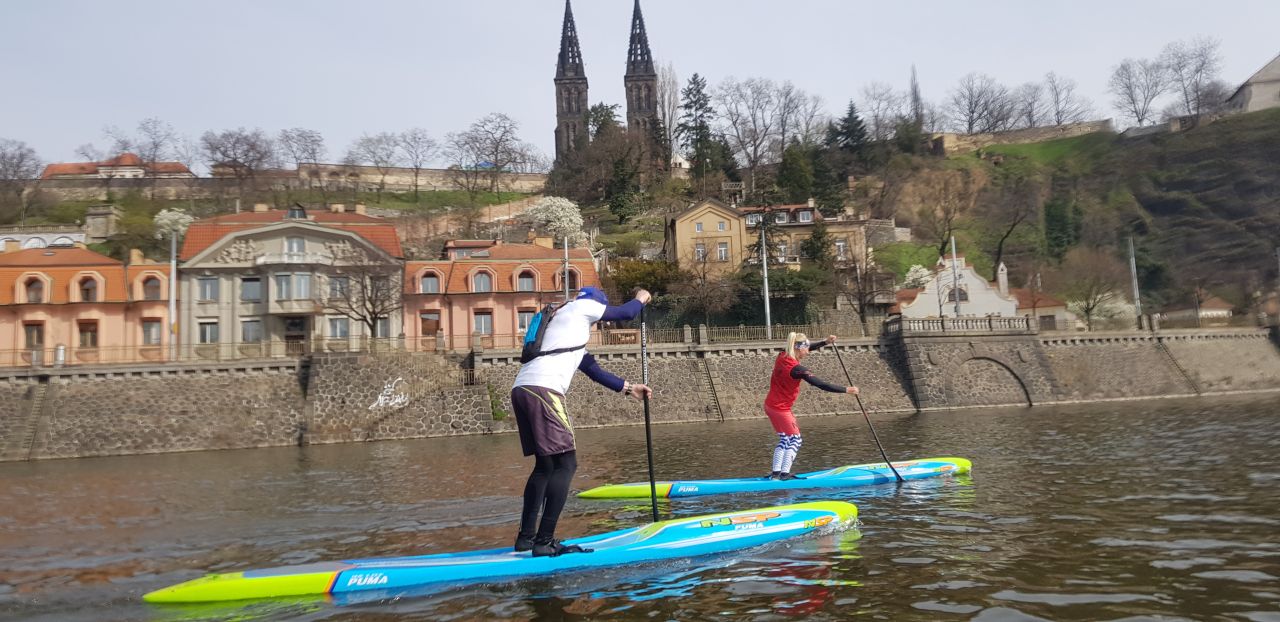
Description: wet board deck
xmin=578 ymin=457 xmax=971 ymax=499
xmin=143 ymin=500 xmax=857 ymax=603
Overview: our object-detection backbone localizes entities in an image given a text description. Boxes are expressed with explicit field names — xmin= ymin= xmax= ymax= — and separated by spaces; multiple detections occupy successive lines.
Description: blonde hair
xmin=784 ymin=332 xmax=809 ymax=360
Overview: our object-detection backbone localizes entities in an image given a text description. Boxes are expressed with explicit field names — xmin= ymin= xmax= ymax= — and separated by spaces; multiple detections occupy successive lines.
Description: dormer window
xmin=798 ymin=211 xmax=813 ymax=223
xmin=473 ymin=272 xmax=493 ymax=293
xmin=142 ymin=277 xmax=162 ymax=301
xmin=420 ymin=274 xmax=440 ymax=294
xmin=746 ymin=214 xmax=762 ymax=226
xmin=25 ymin=278 xmax=44 ymax=304
xmin=79 ymin=277 xmax=98 ymax=302
xmin=774 ymin=212 xmax=788 ymax=224
xmin=286 ymin=206 xmax=306 ymax=219
xmin=517 ymin=271 xmax=536 ymax=292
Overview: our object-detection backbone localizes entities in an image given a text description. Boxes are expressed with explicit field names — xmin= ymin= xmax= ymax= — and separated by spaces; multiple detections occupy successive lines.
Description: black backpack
xmin=520 ymin=303 xmax=587 ymax=363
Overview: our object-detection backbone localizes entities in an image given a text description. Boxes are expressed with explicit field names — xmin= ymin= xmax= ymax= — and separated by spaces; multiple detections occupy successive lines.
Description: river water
xmin=2 ymin=395 xmax=1279 ymax=621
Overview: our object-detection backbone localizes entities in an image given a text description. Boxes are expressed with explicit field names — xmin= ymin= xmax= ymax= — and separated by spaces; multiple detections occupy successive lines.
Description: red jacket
xmin=765 ymin=353 xmax=803 ymax=411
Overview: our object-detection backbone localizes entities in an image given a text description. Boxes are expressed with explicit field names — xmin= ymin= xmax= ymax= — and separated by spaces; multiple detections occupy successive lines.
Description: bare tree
xmin=860 ymin=81 xmax=906 ymax=141
xmin=915 ymin=171 xmax=977 ymax=257
xmin=278 ymin=128 xmax=327 ymax=198
xmin=1046 ymin=247 xmax=1129 ymax=330
xmin=200 ymin=127 xmax=278 ymax=203
xmin=346 ymin=132 xmax=402 ymax=200
xmin=977 ymin=178 xmax=1043 ymax=279
xmin=1014 ymin=82 xmax=1047 ymax=128
xmin=171 ymin=137 xmax=204 ymax=211
xmin=0 ymin=138 xmax=42 ymax=224
xmin=673 ymin=252 xmax=741 ymax=326
xmin=1160 ymin=37 xmax=1223 ymax=116
xmin=656 ymin=61 xmax=681 ymax=160
xmin=105 ymin=118 xmax=178 ymax=199
xmin=1109 ymin=58 xmax=1169 ymax=126
xmin=323 ymin=249 xmax=404 ymax=346
xmin=443 ymin=129 xmax=488 ymax=211
xmin=947 ymin=73 xmax=1015 ymax=134
xmin=448 ymin=113 xmax=534 ymax=192
xmin=774 ymin=81 xmax=807 ymax=157
xmin=397 ymin=128 xmax=439 ymax=204
xmin=1045 ymin=72 xmax=1094 ymax=124
xmin=717 ymin=76 xmax=779 ymax=196
xmin=74 ymin=142 xmax=120 ymax=200
xmin=793 ymin=93 xmax=829 ymax=148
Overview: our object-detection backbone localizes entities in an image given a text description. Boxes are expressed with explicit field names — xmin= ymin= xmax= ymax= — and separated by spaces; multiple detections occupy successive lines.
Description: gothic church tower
xmin=554 ymin=0 xmax=588 ymax=162
xmin=623 ymin=0 xmax=657 ymax=133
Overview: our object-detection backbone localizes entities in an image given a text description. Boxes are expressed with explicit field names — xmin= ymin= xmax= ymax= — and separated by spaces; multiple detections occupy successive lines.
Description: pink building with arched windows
xmin=0 ymin=245 xmax=171 ymax=366
xmin=403 ymin=240 xmax=599 ymax=351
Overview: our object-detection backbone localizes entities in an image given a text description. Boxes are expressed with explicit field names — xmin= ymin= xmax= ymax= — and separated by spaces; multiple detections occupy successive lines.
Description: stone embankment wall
xmin=2 ymin=327 xmax=1279 ymax=461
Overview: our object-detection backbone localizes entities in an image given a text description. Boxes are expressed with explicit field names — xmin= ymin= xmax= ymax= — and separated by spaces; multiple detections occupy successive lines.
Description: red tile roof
xmin=40 ymin=152 xmax=193 ymax=179
xmin=1009 ymin=287 xmax=1065 ymax=309
xmin=0 ymin=247 xmax=168 ymax=304
xmin=180 ymin=209 xmax=403 ymax=260
xmin=0 ymin=247 xmax=119 ymax=267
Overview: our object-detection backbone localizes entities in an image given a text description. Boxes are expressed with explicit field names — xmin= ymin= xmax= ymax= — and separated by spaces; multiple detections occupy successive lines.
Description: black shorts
xmin=511 ymin=385 xmax=575 ymax=457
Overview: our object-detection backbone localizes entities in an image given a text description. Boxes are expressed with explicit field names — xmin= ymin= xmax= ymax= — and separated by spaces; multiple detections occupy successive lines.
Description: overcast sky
xmin=3 ymin=0 xmax=1278 ymax=167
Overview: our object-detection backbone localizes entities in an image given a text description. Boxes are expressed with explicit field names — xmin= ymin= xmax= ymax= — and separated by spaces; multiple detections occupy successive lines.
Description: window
xmin=473 ymin=272 xmax=493 ymax=293
xmin=328 ymin=317 xmax=350 ymax=338
xmin=420 ymin=274 xmax=440 ymax=293
xmin=517 ymin=271 xmax=536 ymax=292
xmin=419 ymin=311 xmax=440 ymax=334
xmin=241 ymin=319 xmax=263 ymax=343
xmin=142 ymin=320 xmax=162 ymax=345
xmin=286 ymin=236 xmax=305 ymax=253
xmin=695 ymin=222 xmax=703 ymax=233
xmin=798 ymin=211 xmax=814 ymax=223
xmin=143 ymin=277 xmax=162 ymax=301
xmin=945 ymin=287 xmax=970 ymax=302
xmin=78 ymin=321 xmax=99 ymax=348
xmin=835 ymin=240 xmax=847 ymax=258
xmin=328 ymin=275 xmax=349 ymax=299
xmin=24 ymin=323 xmax=44 ymax=348
xmin=717 ymin=242 xmax=729 ymax=262
xmin=774 ymin=212 xmax=788 ymax=224
xmin=286 ymin=206 xmax=306 ymax=219
xmin=517 ymin=309 xmax=536 ymax=333
xmin=473 ymin=311 xmax=494 ymax=335
xmin=295 ymin=274 xmax=312 ymax=299
xmin=79 ymin=277 xmax=98 ymax=302
xmin=777 ymin=243 xmax=788 ymax=259
xmin=695 ymin=243 xmax=706 ymax=261
xmin=566 ymin=270 xmax=579 ymax=291
xmin=375 ymin=317 xmax=391 ymax=339
xmin=25 ymin=278 xmax=43 ymax=304
xmin=746 ymin=214 xmax=762 ymax=225
xmin=198 ymin=277 xmax=219 ymax=302
xmin=198 ymin=321 xmax=220 ymax=344
xmin=717 ymin=221 xmax=726 ymax=231
xmin=240 ymin=277 xmax=262 ymax=302
xmin=274 ymin=274 xmax=291 ymax=300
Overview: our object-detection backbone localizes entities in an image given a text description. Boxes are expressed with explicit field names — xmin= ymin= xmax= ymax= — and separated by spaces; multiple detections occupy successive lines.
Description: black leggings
xmin=520 ymin=450 xmax=578 ymax=542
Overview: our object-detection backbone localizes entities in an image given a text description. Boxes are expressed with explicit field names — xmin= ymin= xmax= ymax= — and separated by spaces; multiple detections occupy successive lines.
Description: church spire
xmin=556 ymin=0 xmax=585 ymax=79
xmin=554 ymin=0 xmax=588 ymax=162
xmin=625 ymin=0 xmax=654 ymax=77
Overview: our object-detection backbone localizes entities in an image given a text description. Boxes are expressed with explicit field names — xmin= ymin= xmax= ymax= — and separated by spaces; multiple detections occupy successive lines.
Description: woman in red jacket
xmin=764 ymin=332 xmax=859 ymax=480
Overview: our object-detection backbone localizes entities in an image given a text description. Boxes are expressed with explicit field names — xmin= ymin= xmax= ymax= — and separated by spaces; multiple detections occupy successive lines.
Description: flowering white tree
xmin=526 ymin=196 xmax=585 ymax=298
xmin=154 ymin=208 xmax=194 ymax=240
xmin=903 ymin=264 xmax=932 ymax=288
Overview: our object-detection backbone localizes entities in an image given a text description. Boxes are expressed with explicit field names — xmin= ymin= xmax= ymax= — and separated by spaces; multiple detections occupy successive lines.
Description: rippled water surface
xmin=2 ymin=395 xmax=1279 ymax=621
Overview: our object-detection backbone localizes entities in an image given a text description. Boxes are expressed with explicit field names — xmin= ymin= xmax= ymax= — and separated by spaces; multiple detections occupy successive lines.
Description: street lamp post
xmin=759 ymin=215 xmax=772 ymax=340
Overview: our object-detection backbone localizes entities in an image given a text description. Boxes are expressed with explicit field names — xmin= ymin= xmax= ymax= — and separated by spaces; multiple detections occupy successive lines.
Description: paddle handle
xmin=833 ymin=345 xmax=905 ymax=483
xmin=640 ymin=307 xmax=659 ymax=523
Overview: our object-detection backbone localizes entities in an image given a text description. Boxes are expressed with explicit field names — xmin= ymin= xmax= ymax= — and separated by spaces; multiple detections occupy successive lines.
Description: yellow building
xmin=739 ymin=201 xmax=869 ymax=272
xmin=663 ymin=199 xmax=749 ymax=275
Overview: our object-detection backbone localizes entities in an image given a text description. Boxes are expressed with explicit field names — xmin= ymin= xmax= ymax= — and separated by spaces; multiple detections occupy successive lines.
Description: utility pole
xmin=169 ymin=232 xmax=178 ymax=361
xmin=563 ymin=235 xmax=570 ymax=301
xmin=760 ymin=218 xmax=772 ymax=339
xmin=1128 ymin=236 xmax=1143 ymax=322
xmin=949 ymin=236 xmax=961 ymax=317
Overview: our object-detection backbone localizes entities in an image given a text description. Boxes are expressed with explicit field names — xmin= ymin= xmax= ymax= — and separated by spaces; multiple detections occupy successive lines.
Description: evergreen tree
xmin=825 ymin=101 xmax=869 ymax=160
xmin=775 ymin=143 xmax=814 ymax=204
xmin=676 ymin=73 xmax=721 ymax=194
xmin=809 ymin=150 xmax=845 ymax=217
xmin=587 ymin=103 xmax=622 ymax=140
xmin=800 ymin=221 xmax=835 ymax=268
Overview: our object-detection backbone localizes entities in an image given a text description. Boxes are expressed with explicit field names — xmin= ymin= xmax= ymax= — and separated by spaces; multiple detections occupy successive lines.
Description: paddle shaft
xmin=640 ymin=307 xmax=660 ymax=522
xmin=832 ymin=345 xmax=905 ymax=483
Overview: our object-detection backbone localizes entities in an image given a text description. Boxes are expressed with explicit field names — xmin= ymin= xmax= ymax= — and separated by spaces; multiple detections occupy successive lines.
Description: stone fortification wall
xmin=33 ymin=364 xmax=306 ymax=459
xmin=930 ymin=120 xmax=1114 ymax=155
xmin=2 ymin=328 xmax=1279 ymax=461
xmin=1159 ymin=331 xmax=1280 ymax=393
xmin=1038 ymin=333 xmax=1193 ymax=401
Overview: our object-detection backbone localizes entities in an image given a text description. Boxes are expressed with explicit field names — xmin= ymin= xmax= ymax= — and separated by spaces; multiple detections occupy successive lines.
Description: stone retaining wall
xmin=2 ymin=328 xmax=1278 ymax=461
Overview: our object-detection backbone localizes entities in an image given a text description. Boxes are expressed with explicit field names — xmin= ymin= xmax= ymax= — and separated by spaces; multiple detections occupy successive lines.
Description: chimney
xmin=329 ymin=203 xmax=345 ymax=213
xmin=253 ymin=202 xmax=270 ymax=213
xmin=353 ymin=203 xmax=366 ymax=215
xmin=807 ymin=197 xmax=816 ymax=208
xmin=129 ymin=248 xmax=145 ymax=265
xmin=2 ymin=239 xmax=19 ymax=253
xmin=997 ymin=262 xmax=1009 ymax=297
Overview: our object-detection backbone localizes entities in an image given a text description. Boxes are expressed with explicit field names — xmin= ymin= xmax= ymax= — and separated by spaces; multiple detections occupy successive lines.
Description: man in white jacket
xmin=511 ymin=286 xmax=652 ymax=557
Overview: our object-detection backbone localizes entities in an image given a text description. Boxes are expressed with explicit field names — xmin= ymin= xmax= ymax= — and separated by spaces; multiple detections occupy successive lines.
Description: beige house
xmin=663 ymin=199 xmax=750 ymax=275
xmin=739 ymin=201 xmax=869 ymax=271
xmin=1226 ymin=53 xmax=1280 ymax=113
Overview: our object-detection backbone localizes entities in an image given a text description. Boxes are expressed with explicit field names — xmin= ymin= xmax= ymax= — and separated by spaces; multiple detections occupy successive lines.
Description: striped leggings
xmin=771 ymin=433 xmax=803 ymax=474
